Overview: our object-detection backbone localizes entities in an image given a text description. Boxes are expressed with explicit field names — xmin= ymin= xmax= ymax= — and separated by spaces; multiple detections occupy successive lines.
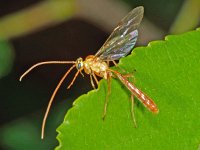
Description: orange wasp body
xmin=20 ymin=6 xmax=158 ymax=139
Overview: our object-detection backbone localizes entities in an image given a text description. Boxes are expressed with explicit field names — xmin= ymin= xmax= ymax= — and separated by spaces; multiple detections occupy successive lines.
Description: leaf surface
xmin=56 ymin=29 xmax=200 ymax=149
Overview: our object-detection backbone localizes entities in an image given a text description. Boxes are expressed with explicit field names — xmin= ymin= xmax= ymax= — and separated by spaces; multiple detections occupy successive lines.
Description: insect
xmin=19 ymin=6 xmax=158 ymax=139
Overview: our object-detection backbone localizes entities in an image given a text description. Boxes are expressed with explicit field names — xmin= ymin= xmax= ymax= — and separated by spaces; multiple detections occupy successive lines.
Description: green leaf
xmin=56 ymin=28 xmax=200 ymax=149
xmin=0 ymin=40 xmax=14 ymax=78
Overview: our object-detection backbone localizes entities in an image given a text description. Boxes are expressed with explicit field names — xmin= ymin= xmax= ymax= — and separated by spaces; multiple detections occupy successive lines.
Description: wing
xmin=95 ymin=6 xmax=144 ymax=61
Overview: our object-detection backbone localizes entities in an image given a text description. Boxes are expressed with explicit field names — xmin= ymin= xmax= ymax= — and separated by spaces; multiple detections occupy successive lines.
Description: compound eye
xmin=77 ymin=63 xmax=82 ymax=69
xmin=76 ymin=57 xmax=83 ymax=70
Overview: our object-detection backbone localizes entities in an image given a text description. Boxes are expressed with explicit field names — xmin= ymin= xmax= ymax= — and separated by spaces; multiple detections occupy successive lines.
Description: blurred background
xmin=0 ymin=0 xmax=199 ymax=149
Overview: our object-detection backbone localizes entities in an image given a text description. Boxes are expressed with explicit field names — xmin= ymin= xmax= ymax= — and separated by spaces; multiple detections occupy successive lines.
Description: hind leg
xmin=112 ymin=60 xmax=126 ymax=73
xmin=131 ymin=94 xmax=137 ymax=127
xmin=102 ymin=74 xmax=111 ymax=120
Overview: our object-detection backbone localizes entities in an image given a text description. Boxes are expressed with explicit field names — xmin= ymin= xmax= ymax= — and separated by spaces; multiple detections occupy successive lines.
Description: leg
xmin=109 ymin=60 xmax=137 ymax=82
xmin=131 ymin=95 xmax=137 ymax=127
xmin=112 ymin=60 xmax=126 ymax=73
xmin=112 ymin=60 xmax=118 ymax=66
xmin=90 ymin=74 xmax=96 ymax=89
xmin=67 ymin=70 xmax=81 ymax=89
xmin=92 ymin=72 xmax=99 ymax=85
xmin=123 ymin=74 xmax=134 ymax=78
xmin=80 ymin=70 xmax=84 ymax=77
xmin=112 ymin=60 xmax=136 ymax=82
xmin=102 ymin=74 xmax=111 ymax=120
xmin=107 ymin=61 xmax=110 ymax=66
xmin=123 ymin=73 xmax=136 ymax=82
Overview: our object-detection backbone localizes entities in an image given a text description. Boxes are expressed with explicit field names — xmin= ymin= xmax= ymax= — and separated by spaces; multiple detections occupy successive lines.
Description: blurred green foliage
xmin=124 ymin=0 xmax=183 ymax=30
xmin=0 ymin=41 xmax=14 ymax=78
xmin=0 ymin=0 xmax=76 ymax=40
xmin=0 ymin=101 xmax=71 ymax=150
xmin=170 ymin=0 xmax=200 ymax=33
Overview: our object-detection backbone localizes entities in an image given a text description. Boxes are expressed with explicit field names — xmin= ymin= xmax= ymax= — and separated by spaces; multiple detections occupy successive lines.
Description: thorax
xmin=83 ymin=55 xmax=109 ymax=78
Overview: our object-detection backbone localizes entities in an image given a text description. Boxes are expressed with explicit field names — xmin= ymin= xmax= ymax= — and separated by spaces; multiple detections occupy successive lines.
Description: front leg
xmin=90 ymin=74 xmax=96 ymax=89
xmin=92 ymin=72 xmax=99 ymax=85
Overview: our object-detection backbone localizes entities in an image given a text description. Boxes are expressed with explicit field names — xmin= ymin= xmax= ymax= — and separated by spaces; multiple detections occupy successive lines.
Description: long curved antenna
xmin=41 ymin=64 xmax=76 ymax=139
xmin=67 ymin=70 xmax=81 ymax=89
xmin=19 ymin=61 xmax=76 ymax=81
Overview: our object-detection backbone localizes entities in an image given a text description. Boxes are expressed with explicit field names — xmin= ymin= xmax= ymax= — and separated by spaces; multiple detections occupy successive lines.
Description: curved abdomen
xmin=114 ymin=72 xmax=159 ymax=113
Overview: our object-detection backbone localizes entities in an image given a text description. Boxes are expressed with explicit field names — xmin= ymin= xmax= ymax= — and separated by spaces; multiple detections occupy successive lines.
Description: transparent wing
xmin=95 ymin=6 xmax=144 ymax=61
